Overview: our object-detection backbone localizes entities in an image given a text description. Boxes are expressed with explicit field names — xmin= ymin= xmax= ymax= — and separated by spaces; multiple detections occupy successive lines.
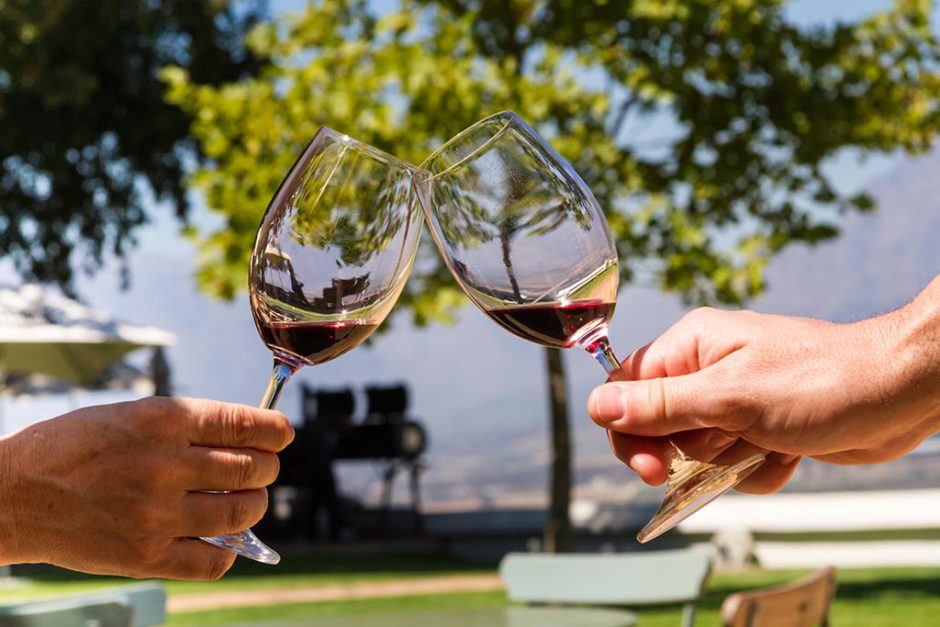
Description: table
xmin=230 ymin=606 xmax=637 ymax=627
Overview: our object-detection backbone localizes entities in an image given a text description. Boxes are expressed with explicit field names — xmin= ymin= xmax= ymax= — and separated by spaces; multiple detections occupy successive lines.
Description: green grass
xmin=168 ymin=591 xmax=508 ymax=626
xmin=0 ymin=551 xmax=492 ymax=601
xmin=4 ymin=557 xmax=940 ymax=626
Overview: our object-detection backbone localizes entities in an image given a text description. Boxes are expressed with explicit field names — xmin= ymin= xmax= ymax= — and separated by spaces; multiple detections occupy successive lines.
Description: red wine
xmin=257 ymin=319 xmax=377 ymax=365
xmin=485 ymin=300 xmax=615 ymax=348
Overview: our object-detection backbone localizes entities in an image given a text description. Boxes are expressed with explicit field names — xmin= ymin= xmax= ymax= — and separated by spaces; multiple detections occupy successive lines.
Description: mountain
xmin=760 ymin=150 xmax=940 ymax=321
xmin=422 ymin=149 xmax=940 ymax=508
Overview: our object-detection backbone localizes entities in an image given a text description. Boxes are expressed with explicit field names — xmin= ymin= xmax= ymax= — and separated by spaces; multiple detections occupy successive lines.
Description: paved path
xmin=167 ymin=574 xmax=505 ymax=613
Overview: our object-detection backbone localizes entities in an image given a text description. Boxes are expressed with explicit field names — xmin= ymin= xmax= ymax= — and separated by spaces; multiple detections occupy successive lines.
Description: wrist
xmin=884 ymin=276 xmax=940 ymax=433
xmin=0 ymin=432 xmax=22 ymax=565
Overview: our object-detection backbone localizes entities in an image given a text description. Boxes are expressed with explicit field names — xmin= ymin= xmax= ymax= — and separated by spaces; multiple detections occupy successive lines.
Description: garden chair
xmin=0 ymin=580 xmax=166 ymax=627
xmin=499 ymin=548 xmax=713 ymax=627
xmin=721 ymin=565 xmax=837 ymax=627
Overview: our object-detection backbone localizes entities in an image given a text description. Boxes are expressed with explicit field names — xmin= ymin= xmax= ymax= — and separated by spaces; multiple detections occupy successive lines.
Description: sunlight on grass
xmin=3 ymin=558 xmax=940 ymax=626
xmin=0 ymin=552 xmax=491 ymax=602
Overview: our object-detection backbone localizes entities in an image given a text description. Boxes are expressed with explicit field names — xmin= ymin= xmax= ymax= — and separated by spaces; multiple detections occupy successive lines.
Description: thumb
xmin=588 ymin=372 xmax=719 ymax=436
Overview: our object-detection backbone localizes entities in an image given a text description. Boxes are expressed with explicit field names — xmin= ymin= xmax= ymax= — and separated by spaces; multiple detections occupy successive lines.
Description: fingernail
xmin=779 ymin=454 xmax=800 ymax=465
xmin=706 ymin=431 xmax=736 ymax=450
xmin=590 ymin=386 xmax=626 ymax=422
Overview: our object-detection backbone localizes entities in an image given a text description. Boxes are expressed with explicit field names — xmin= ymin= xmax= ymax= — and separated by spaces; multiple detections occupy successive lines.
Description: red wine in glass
xmin=485 ymin=300 xmax=615 ymax=349
xmin=256 ymin=319 xmax=379 ymax=366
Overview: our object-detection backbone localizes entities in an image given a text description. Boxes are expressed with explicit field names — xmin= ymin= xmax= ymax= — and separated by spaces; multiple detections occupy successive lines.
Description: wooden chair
xmin=721 ymin=566 xmax=837 ymax=627
xmin=499 ymin=548 xmax=713 ymax=627
xmin=0 ymin=581 xmax=166 ymax=627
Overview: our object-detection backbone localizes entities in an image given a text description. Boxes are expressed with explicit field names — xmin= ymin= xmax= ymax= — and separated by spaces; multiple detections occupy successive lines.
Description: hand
xmin=0 ymin=397 xmax=294 ymax=579
xmin=588 ymin=280 xmax=940 ymax=494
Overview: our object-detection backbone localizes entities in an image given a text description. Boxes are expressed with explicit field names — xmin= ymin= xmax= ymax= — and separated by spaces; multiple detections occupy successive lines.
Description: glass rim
xmin=416 ymin=110 xmax=528 ymax=180
xmin=313 ymin=126 xmax=417 ymax=171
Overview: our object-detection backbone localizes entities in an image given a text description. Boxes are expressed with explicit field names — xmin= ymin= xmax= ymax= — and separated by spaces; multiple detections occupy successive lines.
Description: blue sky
xmin=2 ymin=0 xmax=936 ymax=504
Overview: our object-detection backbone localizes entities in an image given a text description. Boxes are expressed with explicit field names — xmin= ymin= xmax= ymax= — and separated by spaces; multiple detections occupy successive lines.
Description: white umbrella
xmin=0 ymin=362 xmax=156 ymax=398
xmin=0 ymin=284 xmax=175 ymax=386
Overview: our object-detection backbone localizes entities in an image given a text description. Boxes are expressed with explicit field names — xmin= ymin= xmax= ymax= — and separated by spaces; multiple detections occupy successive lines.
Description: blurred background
xmin=1 ymin=0 xmax=939 ymax=625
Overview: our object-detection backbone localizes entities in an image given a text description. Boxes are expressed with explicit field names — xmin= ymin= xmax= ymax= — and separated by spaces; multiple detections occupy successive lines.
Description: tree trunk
xmin=543 ymin=346 xmax=572 ymax=553
xmin=500 ymin=220 xmax=522 ymax=300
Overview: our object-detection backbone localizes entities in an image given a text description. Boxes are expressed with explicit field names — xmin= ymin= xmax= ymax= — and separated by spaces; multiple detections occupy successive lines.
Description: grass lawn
xmin=0 ymin=551 xmax=492 ymax=600
xmin=3 ymin=554 xmax=940 ymax=626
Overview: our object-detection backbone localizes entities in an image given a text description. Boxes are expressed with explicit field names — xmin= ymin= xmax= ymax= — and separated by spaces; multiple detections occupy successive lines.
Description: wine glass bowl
xmin=204 ymin=127 xmax=422 ymax=564
xmin=251 ymin=128 xmax=421 ymax=369
xmin=415 ymin=111 xmax=765 ymax=543
xmin=416 ymin=112 xmax=619 ymax=351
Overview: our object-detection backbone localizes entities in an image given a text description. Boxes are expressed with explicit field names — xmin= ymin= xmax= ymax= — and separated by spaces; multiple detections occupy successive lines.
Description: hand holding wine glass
xmin=202 ymin=128 xmax=422 ymax=563
xmin=414 ymin=111 xmax=765 ymax=542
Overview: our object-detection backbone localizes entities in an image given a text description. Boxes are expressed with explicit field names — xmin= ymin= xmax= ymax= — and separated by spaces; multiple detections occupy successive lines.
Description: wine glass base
xmin=636 ymin=453 xmax=766 ymax=544
xmin=201 ymin=529 xmax=281 ymax=565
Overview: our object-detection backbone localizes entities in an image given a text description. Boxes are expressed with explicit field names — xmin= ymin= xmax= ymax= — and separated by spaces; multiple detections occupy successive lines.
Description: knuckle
xmin=204 ymin=553 xmax=236 ymax=580
xmin=224 ymin=406 xmax=258 ymax=447
xmin=709 ymin=368 xmax=757 ymax=428
xmin=144 ymin=396 xmax=177 ymax=420
xmin=639 ymin=377 xmax=667 ymax=426
xmin=269 ymin=454 xmax=281 ymax=483
xmin=226 ymin=494 xmax=264 ymax=532
xmin=132 ymin=397 xmax=181 ymax=435
xmin=277 ymin=418 xmax=296 ymax=450
xmin=127 ymin=500 xmax=162 ymax=532
xmin=135 ymin=456 xmax=172 ymax=490
xmin=230 ymin=453 xmax=257 ymax=487
xmin=739 ymin=466 xmax=792 ymax=495
xmin=134 ymin=541 xmax=168 ymax=574
xmin=742 ymin=477 xmax=785 ymax=495
xmin=684 ymin=306 xmax=717 ymax=326
xmin=253 ymin=453 xmax=280 ymax=486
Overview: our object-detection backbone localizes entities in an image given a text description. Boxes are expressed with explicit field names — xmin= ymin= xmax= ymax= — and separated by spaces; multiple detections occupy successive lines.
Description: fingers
xmin=153 ymin=539 xmax=237 ymax=580
xmin=669 ymin=428 xmax=738 ymax=463
xmin=182 ymin=399 xmax=295 ymax=452
xmin=175 ymin=489 xmax=269 ymax=538
xmin=589 ymin=372 xmax=722 ymax=436
xmin=183 ymin=447 xmax=280 ymax=491
xmin=607 ymin=432 xmax=670 ymax=486
xmin=733 ymin=452 xmax=802 ymax=494
xmin=689 ymin=438 xmax=798 ymax=493
xmin=607 ymin=432 xmax=801 ymax=494
xmin=620 ymin=307 xmax=742 ymax=380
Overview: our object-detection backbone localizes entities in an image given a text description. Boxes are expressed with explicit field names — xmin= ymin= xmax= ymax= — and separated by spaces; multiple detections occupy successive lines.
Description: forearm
xmin=882 ymin=274 xmax=940 ymax=435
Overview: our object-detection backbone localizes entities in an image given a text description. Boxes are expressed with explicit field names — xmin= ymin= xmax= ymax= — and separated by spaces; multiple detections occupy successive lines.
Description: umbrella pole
xmin=151 ymin=347 xmax=172 ymax=397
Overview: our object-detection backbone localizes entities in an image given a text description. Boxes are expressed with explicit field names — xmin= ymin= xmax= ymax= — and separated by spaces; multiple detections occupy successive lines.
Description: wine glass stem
xmin=260 ymin=360 xmax=295 ymax=410
xmin=583 ymin=334 xmax=622 ymax=376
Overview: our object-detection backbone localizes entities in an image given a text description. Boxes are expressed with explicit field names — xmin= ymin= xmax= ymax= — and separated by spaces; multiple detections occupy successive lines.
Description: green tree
xmin=164 ymin=0 xmax=940 ymax=551
xmin=0 ymin=0 xmax=266 ymax=290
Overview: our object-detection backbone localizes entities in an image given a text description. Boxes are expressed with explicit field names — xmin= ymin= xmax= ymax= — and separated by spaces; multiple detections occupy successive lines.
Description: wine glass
xmin=202 ymin=127 xmax=423 ymax=563
xmin=413 ymin=111 xmax=765 ymax=543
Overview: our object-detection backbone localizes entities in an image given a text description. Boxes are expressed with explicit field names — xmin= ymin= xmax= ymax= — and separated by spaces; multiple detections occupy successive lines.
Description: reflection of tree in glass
xmin=249 ymin=137 xmax=417 ymax=322
xmin=286 ymin=153 xmax=410 ymax=270
xmin=432 ymin=125 xmax=594 ymax=302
